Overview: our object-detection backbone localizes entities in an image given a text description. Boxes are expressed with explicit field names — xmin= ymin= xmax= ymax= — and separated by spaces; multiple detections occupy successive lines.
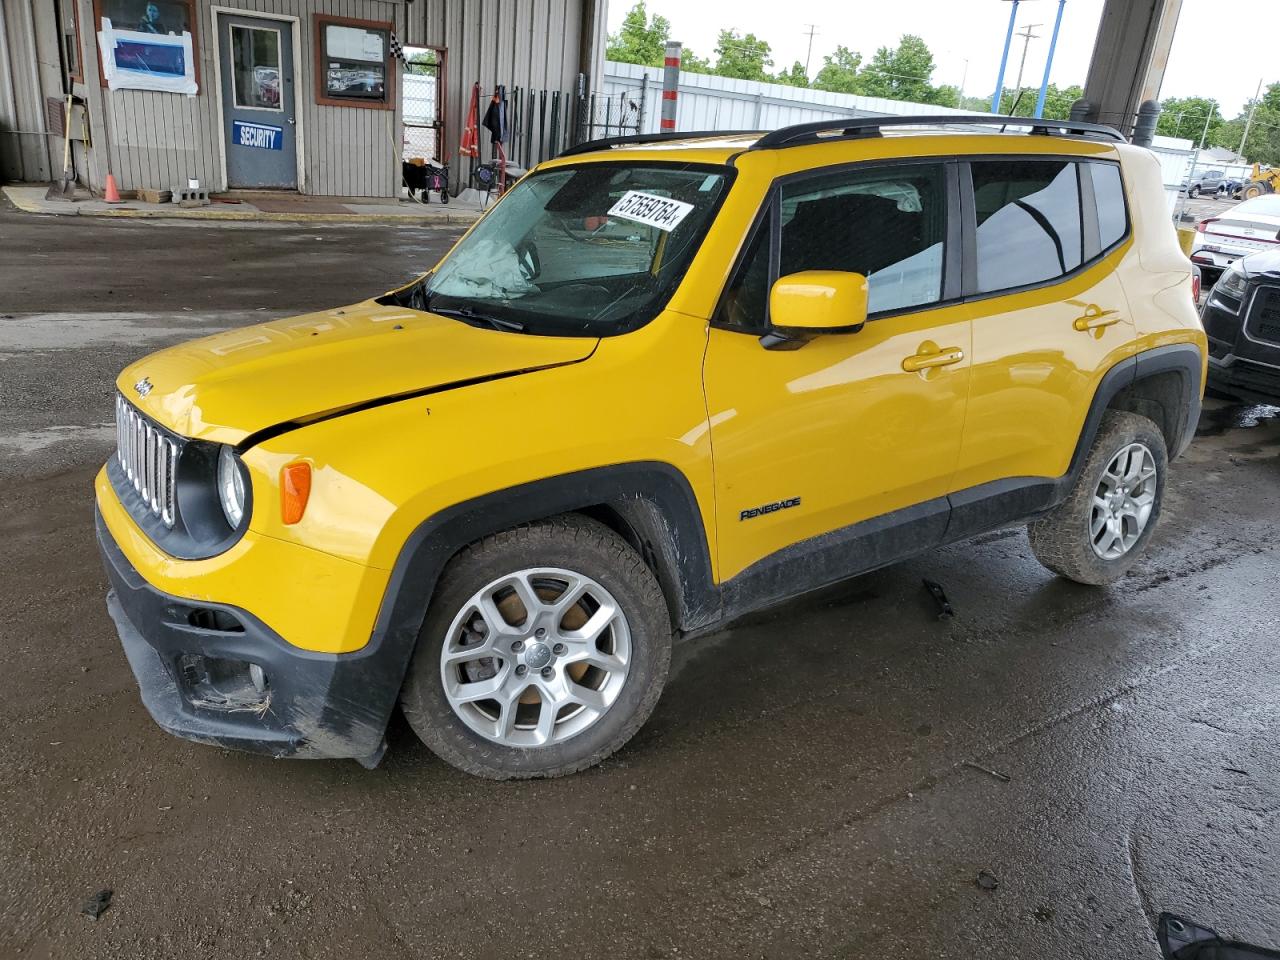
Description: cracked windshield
xmin=425 ymin=164 xmax=729 ymax=334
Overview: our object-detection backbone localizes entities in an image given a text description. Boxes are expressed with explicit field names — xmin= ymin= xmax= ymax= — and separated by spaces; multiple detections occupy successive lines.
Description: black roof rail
xmin=750 ymin=114 xmax=1126 ymax=149
xmin=556 ymin=115 xmax=1126 ymax=160
xmin=558 ymin=129 xmax=764 ymax=158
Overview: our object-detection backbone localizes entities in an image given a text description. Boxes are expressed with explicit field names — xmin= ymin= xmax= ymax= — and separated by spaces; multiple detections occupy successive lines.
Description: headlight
xmin=217 ymin=445 xmax=247 ymax=527
xmin=1215 ymin=262 xmax=1248 ymax=301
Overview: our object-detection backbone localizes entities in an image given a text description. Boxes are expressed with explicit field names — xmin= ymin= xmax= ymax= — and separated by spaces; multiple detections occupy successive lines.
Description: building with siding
xmin=0 ymin=0 xmax=605 ymax=198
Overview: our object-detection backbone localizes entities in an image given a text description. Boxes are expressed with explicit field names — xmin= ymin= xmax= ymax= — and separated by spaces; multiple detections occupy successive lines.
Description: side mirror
xmin=763 ymin=270 xmax=869 ymax=350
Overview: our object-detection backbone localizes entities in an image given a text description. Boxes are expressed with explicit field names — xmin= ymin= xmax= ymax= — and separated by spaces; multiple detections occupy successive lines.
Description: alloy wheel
xmin=439 ymin=568 xmax=632 ymax=747
xmin=1090 ymin=442 xmax=1158 ymax=560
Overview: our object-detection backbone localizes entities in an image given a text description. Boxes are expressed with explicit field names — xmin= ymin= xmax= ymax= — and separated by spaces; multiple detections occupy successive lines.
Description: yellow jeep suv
xmin=96 ymin=116 xmax=1206 ymax=778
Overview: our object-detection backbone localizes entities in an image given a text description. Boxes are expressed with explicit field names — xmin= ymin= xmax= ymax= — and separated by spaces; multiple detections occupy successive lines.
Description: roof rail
xmin=750 ymin=114 xmax=1126 ymax=149
xmin=558 ymin=129 xmax=764 ymax=158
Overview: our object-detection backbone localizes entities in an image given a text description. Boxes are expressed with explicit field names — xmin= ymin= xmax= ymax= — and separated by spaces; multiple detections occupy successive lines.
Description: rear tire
xmin=1242 ymin=181 xmax=1270 ymax=200
xmin=1028 ymin=411 xmax=1168 ymax=585
xmin=400 ymin=515 xmax=672 ymax=779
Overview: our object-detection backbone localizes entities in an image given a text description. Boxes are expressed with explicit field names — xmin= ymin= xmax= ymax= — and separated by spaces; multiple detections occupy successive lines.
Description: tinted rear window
xmin=1092 ymin=163 xmax=1128 ymax=250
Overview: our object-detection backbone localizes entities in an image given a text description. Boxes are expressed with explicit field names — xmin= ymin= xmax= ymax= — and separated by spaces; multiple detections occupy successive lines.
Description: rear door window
xmin=971 ymin=160 xmax=1083 ymax=293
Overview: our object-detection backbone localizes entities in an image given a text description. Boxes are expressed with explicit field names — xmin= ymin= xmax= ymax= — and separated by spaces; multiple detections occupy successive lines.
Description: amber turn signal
xmin=280 ymin=462 xmax=312 ymax=525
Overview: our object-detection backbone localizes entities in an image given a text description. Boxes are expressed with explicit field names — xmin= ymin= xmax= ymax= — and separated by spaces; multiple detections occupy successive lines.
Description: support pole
xmin=1238 ymin=78 xmax=1263 ymax=158
xmin=991 ymin=0 xmax=1020 ymax=114
xmin=661 ymin=41 xmax=681 ymax=132
xmin=1034 ymin=0 xmax=1067 ymax=118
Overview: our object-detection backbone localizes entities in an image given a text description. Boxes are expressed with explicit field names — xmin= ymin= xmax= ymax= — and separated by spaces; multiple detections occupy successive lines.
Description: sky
xmin=607 ymin=1 xmax=1270 ymax=119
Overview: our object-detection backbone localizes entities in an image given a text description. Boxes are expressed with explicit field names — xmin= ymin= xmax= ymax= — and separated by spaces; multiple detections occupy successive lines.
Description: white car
xmin=1190 ymin=194 xmax=1280 ymax=285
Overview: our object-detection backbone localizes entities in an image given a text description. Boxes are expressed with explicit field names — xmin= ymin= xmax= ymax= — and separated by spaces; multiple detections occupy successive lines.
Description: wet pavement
xmin=1 ymin=209 xmax=1278 ymax=960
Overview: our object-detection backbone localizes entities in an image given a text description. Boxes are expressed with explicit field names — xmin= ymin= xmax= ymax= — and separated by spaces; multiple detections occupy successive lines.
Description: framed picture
xmin=93 ymin=0 xmax=200 ymax=90
xmin=314 ymin=14 xmax=394 ymax=110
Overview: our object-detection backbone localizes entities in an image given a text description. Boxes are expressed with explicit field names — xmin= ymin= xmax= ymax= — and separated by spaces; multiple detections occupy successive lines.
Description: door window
xmin=971 ymin=160 xmax=1083 ymax=293
xmin=231 ymin=26 xmax=282 ymax=111
xmin=718 ymin=163 xmax=948 ymax=331
xmin=781 ymin=165 xmax=947 ymax=315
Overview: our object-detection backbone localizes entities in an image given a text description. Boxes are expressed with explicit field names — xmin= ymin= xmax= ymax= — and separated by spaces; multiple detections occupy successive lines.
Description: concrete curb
xmin=1 ymin=186 xmax=480 ymax=226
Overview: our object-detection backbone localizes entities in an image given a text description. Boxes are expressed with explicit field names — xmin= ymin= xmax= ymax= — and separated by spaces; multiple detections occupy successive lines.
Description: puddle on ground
xmin=1196 ymin=401 xmax=1280 ymax=438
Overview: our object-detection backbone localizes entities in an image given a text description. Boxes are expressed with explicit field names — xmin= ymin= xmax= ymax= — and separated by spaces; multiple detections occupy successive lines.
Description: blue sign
xmin=115 ymin=40 xmax=186 ymax=77
xmin=233 ymin=121 xmax=283 ymax=151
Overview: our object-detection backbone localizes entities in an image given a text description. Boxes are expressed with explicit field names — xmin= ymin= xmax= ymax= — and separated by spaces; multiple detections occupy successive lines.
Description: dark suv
xmin=1202 ymin=250 xmax=1280 ymax=402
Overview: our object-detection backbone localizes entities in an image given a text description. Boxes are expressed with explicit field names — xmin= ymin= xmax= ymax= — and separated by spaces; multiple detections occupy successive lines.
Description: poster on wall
xmin=97 ymin=17 xmax=197 ymax=95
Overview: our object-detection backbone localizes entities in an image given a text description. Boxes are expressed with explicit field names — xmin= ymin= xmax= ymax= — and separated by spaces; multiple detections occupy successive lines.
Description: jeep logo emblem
xmin=133 ymin=377 xmax=154 ymax=398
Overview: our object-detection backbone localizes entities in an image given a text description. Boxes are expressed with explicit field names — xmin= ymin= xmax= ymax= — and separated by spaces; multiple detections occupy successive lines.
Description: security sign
xmin=233 ymin=120 xmax=283 ymax=151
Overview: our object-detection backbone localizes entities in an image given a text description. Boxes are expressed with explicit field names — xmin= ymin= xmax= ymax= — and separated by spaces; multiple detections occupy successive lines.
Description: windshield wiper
xmin=429 ymin=304 xmax=526 ymax=333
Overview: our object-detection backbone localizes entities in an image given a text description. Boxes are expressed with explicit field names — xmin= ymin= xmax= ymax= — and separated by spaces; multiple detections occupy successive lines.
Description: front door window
xmin=231 ymin=26 xmax=282 ymax=111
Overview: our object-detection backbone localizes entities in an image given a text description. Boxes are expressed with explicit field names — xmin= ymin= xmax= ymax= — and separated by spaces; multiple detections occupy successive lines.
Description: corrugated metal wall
xmin=4 ymin=0 xmax=605 ymax=191
xmin=74 ymin=0 xmax=402 ymax=196
xmin=603 ymin=61 xmax=973 ymax=137
xmin=0 ymin=0 xmax=56 ymax=182
xmin=403 ymin=0 xmax=603 ymax=165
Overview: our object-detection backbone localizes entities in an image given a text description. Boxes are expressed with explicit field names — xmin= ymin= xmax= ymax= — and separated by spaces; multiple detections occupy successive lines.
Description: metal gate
xmin=402 ymin=55 xmax=442 ymax=161
xmin=575 ymin=78 xmax=647 ymax=143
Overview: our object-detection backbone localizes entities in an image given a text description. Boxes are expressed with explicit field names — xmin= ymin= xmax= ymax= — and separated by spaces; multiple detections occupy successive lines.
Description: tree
xmin=1219 ymin=83 xmax=1280 ymax=165
xmin=994 ymin=83 xmax=1084 ymax=120
xmin=605 ymin=2 xmax=670 ymax=67
xmin=812 ymin=45 xmax=862 ymax=94
xmin=712 ymin=29 xmax=773 ymax=82
xmin=680 ymin=48 xmax=713 ymax=74
xmin=927 ymin=84 xmax=961 ymax=109
xmin=856 ymin=34 xmax=937 ymax=103
xmin=1156 ymin=96 xmax=1224 ymax=145
xmin=775 ymin=61 xmax=809 ymax=88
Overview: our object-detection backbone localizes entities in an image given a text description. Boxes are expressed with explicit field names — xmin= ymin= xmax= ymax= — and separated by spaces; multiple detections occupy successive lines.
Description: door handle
xmin=1073 ymin=305 xmax=1120 ymax=331
xmin=902 ymin=347 xmax=965 ymax=373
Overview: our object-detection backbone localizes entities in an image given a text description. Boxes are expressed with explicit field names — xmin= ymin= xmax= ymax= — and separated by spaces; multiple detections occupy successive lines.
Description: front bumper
xmin=1203 ymin=288 xmax=1280 ymax=405
xmin=1207 ymin=353 xmax=1280 ymax=404
xmin=98 ymin=509 xmax=405 ymax=765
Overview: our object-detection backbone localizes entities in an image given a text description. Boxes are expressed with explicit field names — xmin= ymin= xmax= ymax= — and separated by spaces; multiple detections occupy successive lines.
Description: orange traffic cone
xmin=103 ymin=173 xmax=122 ymax=203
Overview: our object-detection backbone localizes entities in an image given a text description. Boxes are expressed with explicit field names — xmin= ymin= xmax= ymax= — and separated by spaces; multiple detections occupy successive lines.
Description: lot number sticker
xmin=608 ymin=191 xmax=694 ymax=232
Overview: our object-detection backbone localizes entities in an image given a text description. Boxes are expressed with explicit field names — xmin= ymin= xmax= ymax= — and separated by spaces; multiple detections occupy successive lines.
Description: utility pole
xmin=803 ymin=24 xmax=819 ymax=77
xmin=959 ymin=58 xmax=970 ymax=103
xmin=1239 ymin=77 xmax=1264 ymax=159
xmin=1012 ymin=23 xmax=1041 ymax=105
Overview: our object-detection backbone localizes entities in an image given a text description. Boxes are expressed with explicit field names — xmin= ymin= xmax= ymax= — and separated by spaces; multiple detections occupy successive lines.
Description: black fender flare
xmin=1067 ymin=342 xmax=1203 ymax=478
xmin=360 ymin=461 xmax=719 ymax=721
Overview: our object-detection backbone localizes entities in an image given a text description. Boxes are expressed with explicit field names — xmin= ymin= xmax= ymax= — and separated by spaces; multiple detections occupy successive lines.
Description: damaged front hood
xmin=117 ymin=301 xmax=597 ymax=444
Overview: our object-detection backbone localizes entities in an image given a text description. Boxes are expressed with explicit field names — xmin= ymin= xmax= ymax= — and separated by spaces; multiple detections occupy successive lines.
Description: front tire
xmin=1028 ymin=411 xmax=1168 ymax=585
xmin=400 ymin=515 xmax=672 ymax=779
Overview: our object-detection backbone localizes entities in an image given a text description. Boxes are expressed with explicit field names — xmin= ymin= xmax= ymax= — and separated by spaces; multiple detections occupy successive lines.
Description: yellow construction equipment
xmin=1240 ymin=163 xmax=1280 ymax=199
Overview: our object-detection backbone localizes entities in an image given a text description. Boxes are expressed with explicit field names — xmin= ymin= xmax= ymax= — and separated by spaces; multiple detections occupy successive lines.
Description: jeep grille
xmin=115 ymin=394 xmax=178 ymax=528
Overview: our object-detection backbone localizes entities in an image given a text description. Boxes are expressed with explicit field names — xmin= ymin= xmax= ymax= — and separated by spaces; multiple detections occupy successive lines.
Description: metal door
xmin=219 ymin=13 xmax=297 ymax=189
